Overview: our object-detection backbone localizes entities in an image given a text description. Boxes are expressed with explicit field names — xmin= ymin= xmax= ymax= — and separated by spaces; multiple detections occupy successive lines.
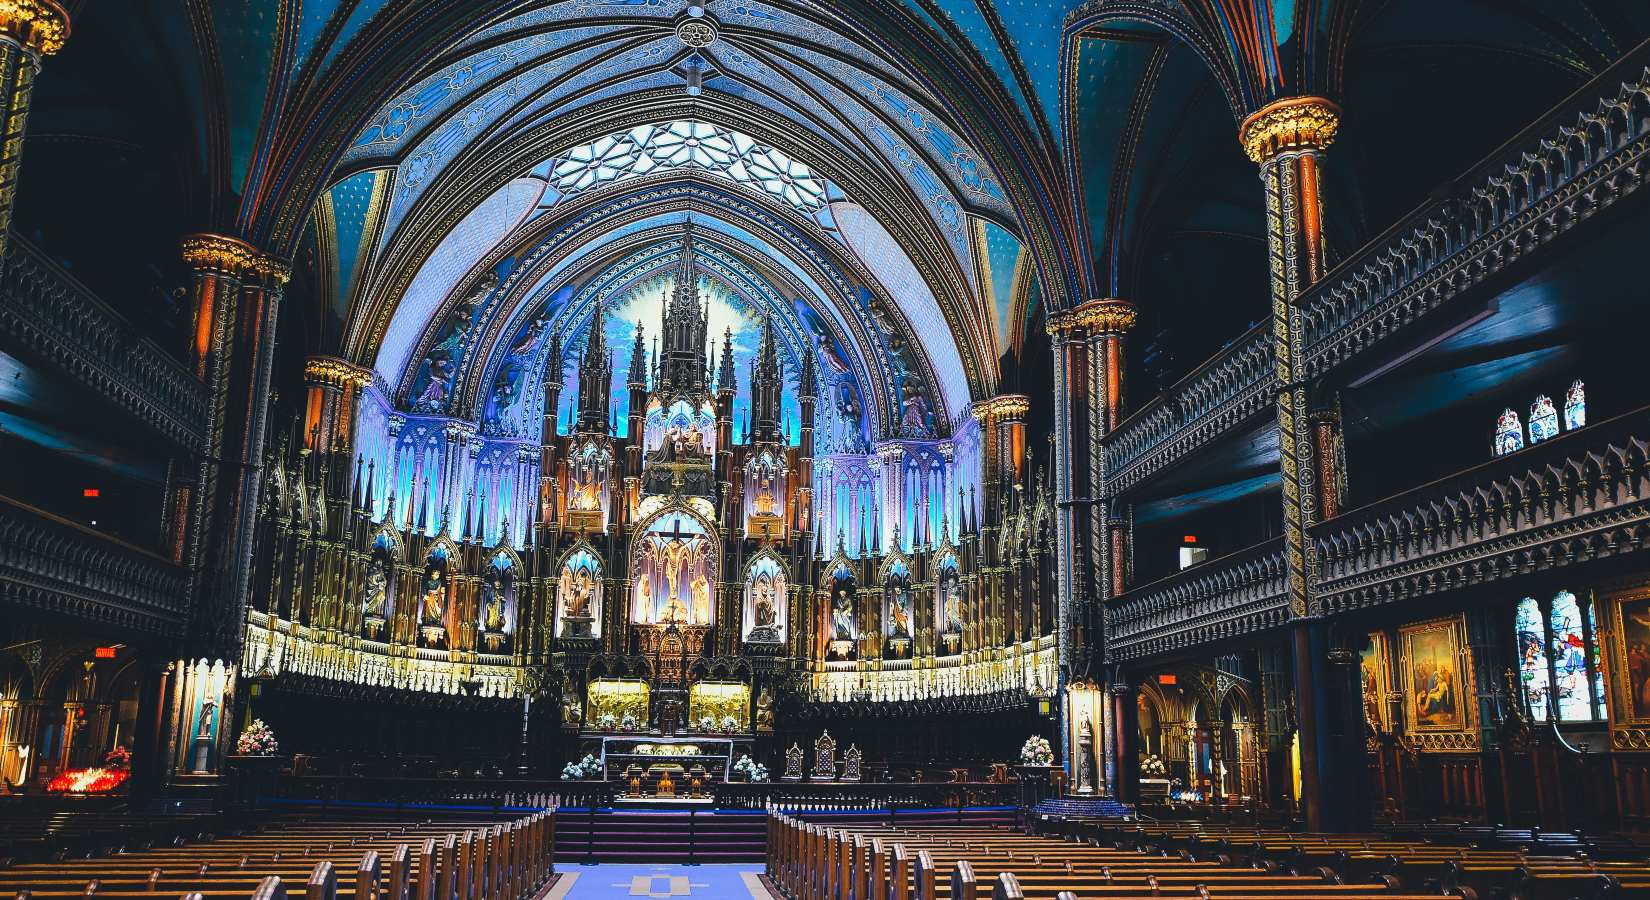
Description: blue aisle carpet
xmin=551 ymin=864 xmax=770 ymax=899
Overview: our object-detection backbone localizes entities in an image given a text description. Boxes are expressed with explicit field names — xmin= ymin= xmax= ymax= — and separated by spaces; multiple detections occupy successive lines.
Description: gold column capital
xmin=181 ymin=233 xmax=290 ymax=285
xmin=304 ymin=356 xmax=372 ymax=389
xmin=970 ymin=394 xmax=1030 ymax=423
xmin=1046 ymin=297 xmax=1136 ymax=337
xmin=1238 ymin=96 xmax=1341 ymax=164
xmin=0 ymin=0 xmax=69 ymax=56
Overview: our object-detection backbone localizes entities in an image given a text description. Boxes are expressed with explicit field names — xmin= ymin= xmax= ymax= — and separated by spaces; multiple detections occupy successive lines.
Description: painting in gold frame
xmin=1607 ymin=586 xmax=1650 ymax=726
xmin=1398 ymin=616 xmax=1476 ymax=748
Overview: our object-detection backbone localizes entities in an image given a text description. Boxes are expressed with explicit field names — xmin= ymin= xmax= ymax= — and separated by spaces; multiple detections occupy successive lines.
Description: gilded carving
xmin=1238 ymin=96 xmax=1341 ymax=164
xmin=0 ymin=0 xmax=68 ymax=56
xmin=1046 ymin=298 xmax=1136 ymax=337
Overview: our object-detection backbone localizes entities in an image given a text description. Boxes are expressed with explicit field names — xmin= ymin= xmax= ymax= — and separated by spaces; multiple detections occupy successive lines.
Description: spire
xmin=628 ymin=321 xmax=647 ymax=388
xmin=658 ymin=216 xmax=710 ymax=393
xmin=717 ymin=325 xmax=736 ymax=393
xmin=750 ymin=315 xmax=782 ymax=439
xmin=576 ymin=298 xmax=614 ymax=432
xmin=801 ymin=339 xmax=818 ymax=399
xmin=544 ymin=328 xmax=564 ymax=388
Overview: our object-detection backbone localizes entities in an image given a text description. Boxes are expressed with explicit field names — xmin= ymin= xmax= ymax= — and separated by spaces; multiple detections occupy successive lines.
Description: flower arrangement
xmin=619 ymin=712 xmax=639 ymax=731
xmin=1140 ymin=754 xmax=1166 ymax=777
xmin=720 ymin=714 xmax=740 ymax=732
xmin=236 ymin=719 xmax=279 ymax=756
xmin=1019 ymin=735 xmax=1053 ymax=767
xmin=596 ymin=712 xmax=618 ymax=730
xmin=698 ymin=715 xmax=717 ymax=732
xmin=732 ymin=754 xmax=770 ymax=783
xmin=561 ymin=754 xmax=603 ymax=781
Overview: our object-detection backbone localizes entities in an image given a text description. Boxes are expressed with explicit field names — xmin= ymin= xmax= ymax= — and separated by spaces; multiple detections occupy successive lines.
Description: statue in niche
xmin=560 ymin=687 xmax=583 ymax=728
xmin=889 ymin=584 xmax=912 ymax=639
xmin=832 ymin=589 xmax=855 ymax=641
xmin=362 ymin=558 xmax=388 ymax=619
xmin=753 ymin=582 xmax=777 ymax=628
xmin=420 ymin=562 xmax=446 ymax=625
xmin=1076 ymin=715 xmax=1096 ymax=795
xmin=755 ymin=688 xmax=775 ymax=732
xmin=481 ymin=569 xmax=506 ymax=634
xmin=942 ymin=574 xmax=963 ymax=633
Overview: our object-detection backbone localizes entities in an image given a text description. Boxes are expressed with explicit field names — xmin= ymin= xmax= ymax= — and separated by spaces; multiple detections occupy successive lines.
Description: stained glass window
xmin=1494 ymin=408 xmax=1525 ymax=456
xmin=1529 ymin=395 xmax=1560 ymax=444
xmin=1564 ymin=380 xmax=1586 ymax=431
xmin=1517 ymin=590 xmax=1608 ymax=723
xmin=1515 ymin=597 xmax=1551 ymax=721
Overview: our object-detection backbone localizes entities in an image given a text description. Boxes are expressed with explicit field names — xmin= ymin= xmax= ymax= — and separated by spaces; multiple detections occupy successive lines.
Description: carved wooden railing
xmin=0 ymin=494 xmax=189 ymax=634
xmin=0 ymin=234 xmax=206 ymax=451
xmin=1314 ymin=406 xmax=1650 ymax=614
xmin=1103 ymin=324 xmax=1273 ymax=496
xmin=1105 ymin=537 xmax=1288 ymax=662
xmin=1301 ymin=41 xmax=1650 ymax=378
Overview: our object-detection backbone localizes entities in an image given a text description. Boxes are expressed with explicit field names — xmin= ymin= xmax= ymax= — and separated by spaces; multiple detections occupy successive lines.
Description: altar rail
xmin=1105 ymin=537 xmax=1288 ymax=663
xmin=261 ymin=774 xmax=1019 ymax=812
xmin=0 ymin=233 xmax=207 ymax=451
xmin=1313 ymin=404 xmax=1650 ymax=614
xmin=0 ymin=494 xmax=189 ymax=634
xmin=1099 ymin=41 xmax=1650 ymax=501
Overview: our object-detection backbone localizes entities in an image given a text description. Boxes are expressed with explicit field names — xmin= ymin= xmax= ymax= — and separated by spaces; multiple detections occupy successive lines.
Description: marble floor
xmin=546 ymin=864 xmax=773 ymax=899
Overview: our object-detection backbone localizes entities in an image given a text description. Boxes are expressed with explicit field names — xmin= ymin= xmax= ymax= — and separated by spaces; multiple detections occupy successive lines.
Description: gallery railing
xmin=0 ymin=494 xmax=189 ymax=635
xmin=1102 ymin=324 xmax=1274 ymax=497
xmin=1105 ymin=537 xmax=1288 ymax=663
xmin=0 ymin=234 xmax=207 ymax=451
xmin=1312 ymin=405 xmax=1650 ymax=615
xmin=1300 ymin=40 xmax=1650 ymax=380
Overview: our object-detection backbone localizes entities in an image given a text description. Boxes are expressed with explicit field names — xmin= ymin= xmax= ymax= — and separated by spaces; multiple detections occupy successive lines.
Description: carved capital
xmin=970 ymin=394 xmax=1030 ymax=423
xmin=1239 ymin=96 xmax=1341 ymax=164
xmin=180 ymin=233 xmax=290 ymax=285
xmin=0 ymin=0 xmax=68 ymax=56
xmin=1046 ymin=298 xmax=1136 ymax=337
xmin=304 ymin=356 xmax=372 ymax=390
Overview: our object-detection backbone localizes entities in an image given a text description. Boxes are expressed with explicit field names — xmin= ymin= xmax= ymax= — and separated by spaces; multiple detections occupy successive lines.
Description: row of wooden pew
xmin=767 ymin=812 xmax=1469 ymax=900
xmin=0 ymin=812 xmax=554 ymax=900
xmin=1033 ymin=815 xmax=1650 ymax=899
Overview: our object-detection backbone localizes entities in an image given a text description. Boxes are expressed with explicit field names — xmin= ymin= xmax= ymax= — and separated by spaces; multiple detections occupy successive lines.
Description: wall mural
xmin=410 ymin=270 xmax=499 ymax=412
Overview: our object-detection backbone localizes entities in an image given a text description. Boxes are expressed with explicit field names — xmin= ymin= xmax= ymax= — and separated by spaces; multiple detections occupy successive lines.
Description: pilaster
xmin=0 ymin=0 xmax=67 ymax=268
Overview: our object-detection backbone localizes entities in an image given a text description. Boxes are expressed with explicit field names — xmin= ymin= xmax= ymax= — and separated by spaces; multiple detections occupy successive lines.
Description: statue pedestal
xmin=1015 ymin=765 xmax=1052 ymax=808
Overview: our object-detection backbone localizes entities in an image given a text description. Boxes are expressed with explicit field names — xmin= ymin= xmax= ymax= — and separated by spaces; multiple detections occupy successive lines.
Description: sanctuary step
xmin=1032 ymin=798 xmax=1132 ymax=819
xmin=554 ymin=809 xmax=769 ymax=864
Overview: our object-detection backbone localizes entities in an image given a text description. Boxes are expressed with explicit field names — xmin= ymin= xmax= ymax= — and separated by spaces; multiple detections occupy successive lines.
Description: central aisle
xmin=548 ymin=864 xmax=773 ymax=899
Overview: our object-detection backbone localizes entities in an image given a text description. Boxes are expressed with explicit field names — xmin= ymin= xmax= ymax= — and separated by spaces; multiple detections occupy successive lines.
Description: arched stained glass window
xmin=1564 ymin=380 xmax=1586 ymax=431
xmin=1494 ymin=409 xmax=1525 ymax=456
xmin=1529 ymin=395 xmax=1560 ymax=444
xmin=1515 ymin=597 xmax=1551 ymax=722
xmin=1516 ymin=590 xmax=1608 ymax=723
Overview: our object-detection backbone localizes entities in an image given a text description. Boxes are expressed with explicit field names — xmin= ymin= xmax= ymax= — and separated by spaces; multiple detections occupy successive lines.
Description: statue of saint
xmin=362 ymin=560 xmax=387 ymax=618
xmin=482 ymin=575 xmax=506 ymax=632
xmin=634 ymin=574 xmax=653 ymax=622
xmin=662 ymin=593 xmax=688 ymax=624
xmin=1077 ymin=715 xmax=1096 ymax=795
xmin=890 ymin=587 xmax=911 ymax=638
xmin=754 ymin=471 xmax=777 ymax=515
xmin=753 ymin=583 xmax=776 ymax=627
xmin=420 ymin=565 xmax=445 ymax=624
xmin=755 ymin=688 xmax=775 ymax=731
xmin=691 ymin=574 xmax=712 ymax=624
xmin=832 ymin=589 xmax=855 ymax=640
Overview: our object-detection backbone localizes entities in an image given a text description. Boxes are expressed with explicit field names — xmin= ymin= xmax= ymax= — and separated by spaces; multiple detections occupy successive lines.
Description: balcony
xmin=1106 ymin=537 xmax=1287 ymax=662
xmin=0 ymin=495 xmax=189 ymax=635
xmin=1300 ymin=43 xmax=1650 ymax=380
xmin=1314 ymin=405 xmax=1650 ymax=614
xmin=1103 ymin=324 xmax=1274 ymax=497
xmin=0 ymin=234 xmax=207 ymax=451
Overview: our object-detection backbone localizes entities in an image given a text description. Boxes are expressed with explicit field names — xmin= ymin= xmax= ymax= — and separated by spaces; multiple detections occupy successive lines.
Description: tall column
xmin=1046 ymin=297 xmax=1135 ymax=795
xmin=181 ymin=234 xmax=291 ymax=663
xmin=302 ymin=357 xmax=371 ymax=500
xmin=1239 ymin=95 xmax=1341 ymax=829
xmin=1309 ymin=398 xmax=1347 ymax=520
xmin=0 ymin=1 xmax=67 ymax=267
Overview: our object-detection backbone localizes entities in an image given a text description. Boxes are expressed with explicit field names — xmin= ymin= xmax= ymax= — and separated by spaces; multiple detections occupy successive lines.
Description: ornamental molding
xmin=971 ymin=394 xmax=1030 ymax=422
xmin=180 ymin=233 xmax=292 ymax=284
xmin=1237 ymin=96 xmax=1340 ymax=164
xmin=304 ymin=356 xmax=373 ymax=389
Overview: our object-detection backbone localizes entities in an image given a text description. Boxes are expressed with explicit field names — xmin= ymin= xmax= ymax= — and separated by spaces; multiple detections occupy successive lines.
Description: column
xmin=0 ymin=0 xmax=68 ymax=267
xmin=181 ymin=234 xmax=291 ymax=663
xmin=302 ymin=356 xmax=372 ymax=499
xmin=1046 ymin=298 xmax=1135 ymax=795
xmin=1239 ymin=96 xmax=1340 ymax=830
xmin=1110 ymin=677 xmax=1140 ymax=805
xmin=1325 ymin=643 xmax=1371 ymax=829
xmin=1309 ymin=398 xmax=1347 ymax=520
